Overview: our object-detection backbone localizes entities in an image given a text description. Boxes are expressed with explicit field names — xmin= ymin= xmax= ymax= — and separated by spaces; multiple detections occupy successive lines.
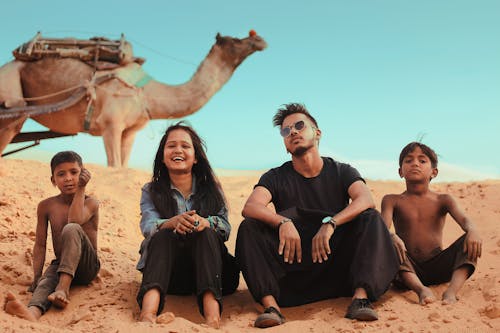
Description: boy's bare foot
xmin=4 ymin=292 xmax=38 ymax=322
xmin=418 ymin=287 xmax=436 ymax=305
xmin=138 ymin=311 xmax=157 ymax=323
xmin=48 ymin=290 xmax=69 ymax=309
xmin=442 ymin=290 xmax=459 ymax=304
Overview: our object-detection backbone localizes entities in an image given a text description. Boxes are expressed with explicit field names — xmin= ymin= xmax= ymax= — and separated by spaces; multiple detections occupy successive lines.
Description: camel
xmin=0 ymin=31 xmax=267 ymax=167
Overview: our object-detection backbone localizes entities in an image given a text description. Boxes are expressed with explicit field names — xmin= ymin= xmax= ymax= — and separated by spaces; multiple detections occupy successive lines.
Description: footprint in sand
xmin=479 ymin=303 xmax=500 ymax=319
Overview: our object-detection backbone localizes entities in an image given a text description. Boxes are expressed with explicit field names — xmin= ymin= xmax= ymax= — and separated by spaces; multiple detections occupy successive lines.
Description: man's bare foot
xmin=418 ymin=287 xmax=436 ymax=305
xmin=4 ymin=292 xmax=38 ymax=322
xmin=138 ymin=311 xmax=157 ymax=323
xmin=442 ymin=289 xmax=459 ymax=304
xmin=48 ymin=290 xmax=69 ymax=309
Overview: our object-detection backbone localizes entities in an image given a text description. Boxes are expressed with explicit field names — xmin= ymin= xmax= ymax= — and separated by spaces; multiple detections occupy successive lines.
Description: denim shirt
xmin=136 ymin=181 xmax=231 ymax=270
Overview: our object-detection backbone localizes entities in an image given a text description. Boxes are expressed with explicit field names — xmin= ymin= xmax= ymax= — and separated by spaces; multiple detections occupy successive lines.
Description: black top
xmin=257 ymin=157 xmax=364 ymax=214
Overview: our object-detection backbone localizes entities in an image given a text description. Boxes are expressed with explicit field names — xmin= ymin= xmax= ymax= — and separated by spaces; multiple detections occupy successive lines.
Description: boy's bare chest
xmin=394 ymin=197 xmax=444 ymax=226
xmin=47 ymin=206 xmax=70 ymax=234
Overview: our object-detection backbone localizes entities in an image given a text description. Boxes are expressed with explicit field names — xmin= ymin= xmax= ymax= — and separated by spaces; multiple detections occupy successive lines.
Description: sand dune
xmin=0 ymin=159 xmax=498 ymax=332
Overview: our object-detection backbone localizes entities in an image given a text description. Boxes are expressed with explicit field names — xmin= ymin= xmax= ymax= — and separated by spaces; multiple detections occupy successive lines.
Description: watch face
xmin=322 ymin=216 xmax=332 ymax=224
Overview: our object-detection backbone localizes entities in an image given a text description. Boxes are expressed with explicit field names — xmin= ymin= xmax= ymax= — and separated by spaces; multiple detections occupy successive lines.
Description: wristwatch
xmin=279 ymin=217 xmax=292 ymax=227
xmin=322 ymin=216 xmax=337 ymax=230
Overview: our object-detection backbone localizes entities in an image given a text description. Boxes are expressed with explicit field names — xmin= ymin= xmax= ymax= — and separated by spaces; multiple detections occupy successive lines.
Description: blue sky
xmin=2 ymin=1 xmax=499 ymax=181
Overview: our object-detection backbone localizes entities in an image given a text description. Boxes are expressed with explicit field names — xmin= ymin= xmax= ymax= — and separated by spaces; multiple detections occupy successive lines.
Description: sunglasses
xmin=280 ymin=120 xmax=306 ymax=137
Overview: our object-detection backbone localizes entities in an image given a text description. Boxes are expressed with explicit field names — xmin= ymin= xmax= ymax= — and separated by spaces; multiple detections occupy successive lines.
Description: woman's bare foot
xmin=4 ymin=292 xmax=39 ymax=321
xmin=442 ymin=289 xmax=459 ymax=304
xmin=202 ymin=291 xmax=220 ymax=329
xmin=418 ymin=287 xmax=436 ymax=305
xmin=139 ymin=311 xmax=157 ymax=323
xmin=205 ymin=316 xmax=221 ymax=329
xmin=47 ymin=290 xmax=69 ymax=309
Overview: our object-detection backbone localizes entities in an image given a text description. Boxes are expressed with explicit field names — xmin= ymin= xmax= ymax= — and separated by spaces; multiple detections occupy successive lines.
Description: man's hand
xmin=391 ymin=233 xmax=407 ymax=264
xmin=312 ymin=224 xmax=334 ymax=263
xmin=278 ymin=222 xmax=302 ymax=264
xmin=78 ymin=168 xmax=91 ymax=187
xmin=464 ymin=229 xmax=482 ymax=261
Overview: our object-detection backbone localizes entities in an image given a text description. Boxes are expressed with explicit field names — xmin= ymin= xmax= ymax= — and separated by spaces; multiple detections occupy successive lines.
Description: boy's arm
xmin=68 ymin=168 xmax=95 ymax=225
xmin=30 ymin=201 xmax=49 ymax=292
xmin=444 ymin=194 xmax=482 ymax=261
xmin=381 ymin=195 xmax=395 ymax=229
xmin=381 ymin=194 xmax=406 ymax=263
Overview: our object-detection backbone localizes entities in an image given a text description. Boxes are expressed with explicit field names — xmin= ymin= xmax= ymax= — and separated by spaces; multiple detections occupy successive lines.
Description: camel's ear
xmin=216 ymin=33 xmax=222 ymax=42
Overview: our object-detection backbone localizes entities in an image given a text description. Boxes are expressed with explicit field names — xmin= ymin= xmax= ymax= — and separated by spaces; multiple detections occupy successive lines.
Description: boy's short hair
xmin=273 ymin=103 xmax=319 ymax=128
xmin=399 ymin=142 xmax=438 ymax=168
xmin=50 ymin=151 xmax=83 ymax=174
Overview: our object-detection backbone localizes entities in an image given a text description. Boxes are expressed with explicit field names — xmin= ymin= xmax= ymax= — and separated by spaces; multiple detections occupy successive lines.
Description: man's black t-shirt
xmin=257 ymin=157 xmax=364 ymax=214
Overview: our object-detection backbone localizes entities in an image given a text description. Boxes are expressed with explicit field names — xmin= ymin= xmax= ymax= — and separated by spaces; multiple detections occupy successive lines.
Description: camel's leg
xmin=120 ymin=128 xmax=139 ymax=168
xmin=120 ymin=119 xmax=148 ymax=167
xmin=0 ymin=116 xmax=27 ymax=158
xmin=101 ymin=124 xmax=124 ymax=167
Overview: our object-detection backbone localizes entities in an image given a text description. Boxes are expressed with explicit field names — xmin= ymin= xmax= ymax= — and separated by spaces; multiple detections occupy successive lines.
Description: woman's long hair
xmin=149 ymin=121 xmax=226 ymax=218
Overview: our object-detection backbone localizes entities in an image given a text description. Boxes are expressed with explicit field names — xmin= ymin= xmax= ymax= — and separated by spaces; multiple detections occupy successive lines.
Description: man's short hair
xmin=399 ymin=142 xmax=438 ymax=168
xmin=50 ymin=151 xmax=83 ymax=174
xmin=273 ymin=103 xmax=319 ymax=128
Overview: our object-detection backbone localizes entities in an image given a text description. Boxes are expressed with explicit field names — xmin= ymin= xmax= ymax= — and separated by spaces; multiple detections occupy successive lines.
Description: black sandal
xmin=254 ymin=306 xmax=286 ymax=328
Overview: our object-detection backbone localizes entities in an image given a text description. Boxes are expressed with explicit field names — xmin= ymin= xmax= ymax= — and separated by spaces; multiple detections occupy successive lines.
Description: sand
xmin=0 ymin=158 xmax=498 ymax=332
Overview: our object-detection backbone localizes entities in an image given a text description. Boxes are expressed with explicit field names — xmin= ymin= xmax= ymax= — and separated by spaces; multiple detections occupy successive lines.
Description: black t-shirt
xmin=257 ymin=157 xmax=364 ymax=214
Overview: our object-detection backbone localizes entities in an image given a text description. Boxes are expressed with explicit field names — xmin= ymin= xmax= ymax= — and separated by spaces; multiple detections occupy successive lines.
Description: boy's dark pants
xmin=28 ymin=223 xmax=100 ymax=313
xmin=398 ymin=234 xmax=476 ymax=286
xmin=236 ymin=208 xmax=399 ymax=307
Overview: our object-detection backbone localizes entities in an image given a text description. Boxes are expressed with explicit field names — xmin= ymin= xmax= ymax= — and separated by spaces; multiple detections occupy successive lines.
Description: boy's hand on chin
xmin=78 ymin=168 xmax=91 ymax=187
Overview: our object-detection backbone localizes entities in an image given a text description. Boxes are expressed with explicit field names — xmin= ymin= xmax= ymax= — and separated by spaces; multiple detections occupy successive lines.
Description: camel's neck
xmin=143 ymin=46 xmax=236 ymax=119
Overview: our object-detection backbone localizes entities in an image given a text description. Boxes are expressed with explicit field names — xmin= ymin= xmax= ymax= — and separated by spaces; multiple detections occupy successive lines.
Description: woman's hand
xmin=163 ymin=210 xmax=207 ymax=235
xmin=190 ymin=213 xmax=210 ymax=232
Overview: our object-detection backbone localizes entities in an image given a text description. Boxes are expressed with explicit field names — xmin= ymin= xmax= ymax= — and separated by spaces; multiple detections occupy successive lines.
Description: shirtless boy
xmin=4 ymin=151 xmax=100 ymax=321
xmin=381 ymin=142 xmax=482 ymax=305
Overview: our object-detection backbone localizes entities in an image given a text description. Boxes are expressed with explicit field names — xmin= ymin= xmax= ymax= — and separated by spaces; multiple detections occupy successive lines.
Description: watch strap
xmin=279 ymin=217 xmax=292 ymax=227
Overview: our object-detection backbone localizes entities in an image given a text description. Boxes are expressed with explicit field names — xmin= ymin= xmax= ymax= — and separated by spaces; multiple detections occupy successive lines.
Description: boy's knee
xmin=61 ymin=223 xmax=84 ymax=239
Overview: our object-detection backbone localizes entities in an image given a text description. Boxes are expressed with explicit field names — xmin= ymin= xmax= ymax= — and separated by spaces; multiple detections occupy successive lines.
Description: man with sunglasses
xmin=236 ymin=103 xmax=399 ymax=328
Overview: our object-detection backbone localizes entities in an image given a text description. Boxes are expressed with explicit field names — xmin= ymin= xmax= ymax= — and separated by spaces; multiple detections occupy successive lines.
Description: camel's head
xmin=214 ymin=30 xmax=267 ymax=68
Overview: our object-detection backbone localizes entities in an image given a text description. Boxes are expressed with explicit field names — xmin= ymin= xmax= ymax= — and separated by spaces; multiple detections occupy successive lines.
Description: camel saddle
xmin=12 ymin=32 xmax=145 ymax=70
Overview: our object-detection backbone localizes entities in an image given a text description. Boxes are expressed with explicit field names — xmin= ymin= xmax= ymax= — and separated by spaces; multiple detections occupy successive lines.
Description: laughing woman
xmin=136 ymin=122 xmax=239 ymax=328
